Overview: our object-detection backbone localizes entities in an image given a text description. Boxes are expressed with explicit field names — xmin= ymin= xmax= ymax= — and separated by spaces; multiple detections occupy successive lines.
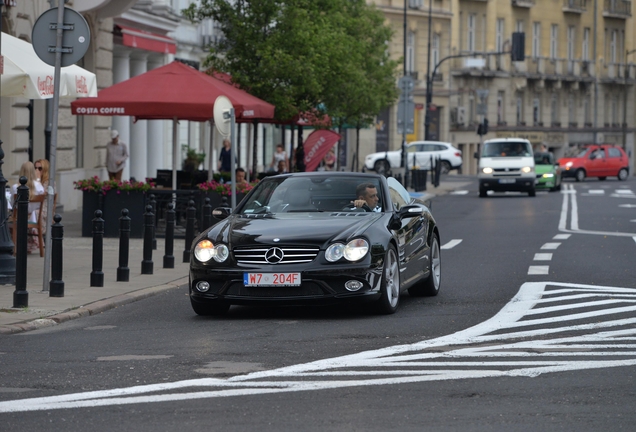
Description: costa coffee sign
xmin=74 ymin=106 xmax=127 ymax=115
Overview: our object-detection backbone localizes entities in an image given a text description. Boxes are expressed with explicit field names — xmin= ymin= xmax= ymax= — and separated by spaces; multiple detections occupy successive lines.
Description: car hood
xmin=208 ymin=213 xmax=384 ymax=248
xmin=535 ymin=164 xmax=556 ymax=174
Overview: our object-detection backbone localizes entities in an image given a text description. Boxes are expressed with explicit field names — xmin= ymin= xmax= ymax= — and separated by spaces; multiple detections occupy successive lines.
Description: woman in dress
xmin=12 ymin=161 xmax=45 ymax=253
xmin=270 ymin=144 xmax=287 ymax=172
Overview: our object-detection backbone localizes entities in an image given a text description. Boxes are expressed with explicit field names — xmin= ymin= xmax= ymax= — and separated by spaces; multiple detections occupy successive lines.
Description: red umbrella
xmin=71 ymin=61 xmax=275 ymax=122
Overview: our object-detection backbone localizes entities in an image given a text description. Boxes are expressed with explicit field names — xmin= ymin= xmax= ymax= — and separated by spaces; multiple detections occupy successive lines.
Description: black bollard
xmin=49 ymin=214 xmax=65 ymax=297
xmin=13 ymin=177 xmax=29 ymax=308
xmin=90 ymin=209 xmax=104 ymax=287
xmin=202 ymin=197 xmax=212 ymax=230
xmin=163 ymin=202 xmax=175 ymax=269
xmin=183 ymin=199 xmax=196 ymax=263
xmin=149 ymin=194 xmax=157 ymax=250
xmin=141 ymin=205 xmax=154 ymax=275
xmin=117 ymin=208 xmax=130 ymax=282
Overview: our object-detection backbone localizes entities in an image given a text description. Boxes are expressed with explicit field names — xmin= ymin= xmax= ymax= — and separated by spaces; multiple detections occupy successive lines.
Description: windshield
xmin=482 ymin=141 xmax=532 ymax=157
xmin=534 ymin=152 xmax=554 ymax=165
xmin=238 ymin=176 xmax=384 ymax=214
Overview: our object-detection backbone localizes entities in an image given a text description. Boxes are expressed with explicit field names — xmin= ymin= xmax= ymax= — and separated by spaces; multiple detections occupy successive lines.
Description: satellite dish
xmin=213 ymin=96 xmax=233 ymax=137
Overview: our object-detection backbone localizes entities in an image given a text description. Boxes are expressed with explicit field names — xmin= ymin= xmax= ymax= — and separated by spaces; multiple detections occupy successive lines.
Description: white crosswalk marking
xmin=541 ymin=242 xmax=561 ymax=250
xmin=528 ymin=266 xmax=549 ymax=275
xmin=1 ymin=282 xmax=635 ymax=412
xmin=533 ymin=253 xmax=552 ymax=261
xmin=441 ymin=239 xmax=462 ymax=249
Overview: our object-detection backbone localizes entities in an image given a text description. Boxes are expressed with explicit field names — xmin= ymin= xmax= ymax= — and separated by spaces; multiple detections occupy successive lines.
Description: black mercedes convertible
xmin=189 ymin=172 xmax=441 ymax=316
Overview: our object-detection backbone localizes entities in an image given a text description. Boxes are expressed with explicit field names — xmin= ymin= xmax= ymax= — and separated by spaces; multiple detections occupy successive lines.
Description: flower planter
xmin=81 ymin=190 xmax=146 ymax=238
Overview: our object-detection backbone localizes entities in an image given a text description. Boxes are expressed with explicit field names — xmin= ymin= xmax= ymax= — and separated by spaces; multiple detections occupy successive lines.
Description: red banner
xmin=303 ymin=129 xmax=341 ymax=172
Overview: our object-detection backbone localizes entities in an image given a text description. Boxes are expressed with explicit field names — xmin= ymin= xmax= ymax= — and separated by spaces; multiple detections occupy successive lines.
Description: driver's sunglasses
xmin=35 ymin=166 xmax=43 ymax=171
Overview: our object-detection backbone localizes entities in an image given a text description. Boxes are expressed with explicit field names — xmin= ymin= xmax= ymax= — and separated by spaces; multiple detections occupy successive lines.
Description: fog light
xmin=196 ymin=281 xmax=210 ymax=292
xmin=345 ymin=280 xmax=363 ymax=291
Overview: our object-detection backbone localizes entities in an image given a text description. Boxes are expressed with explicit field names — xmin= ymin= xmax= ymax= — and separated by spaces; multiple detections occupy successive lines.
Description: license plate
xmin=499 ymin=178 xmax=516 ymax=184
xmin=244 ymin=273 xmax=301 ymax=287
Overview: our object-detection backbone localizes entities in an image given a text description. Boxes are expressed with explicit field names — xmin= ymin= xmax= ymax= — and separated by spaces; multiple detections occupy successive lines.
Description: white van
xmin=476 ymin=138 xmax=536 ymax=197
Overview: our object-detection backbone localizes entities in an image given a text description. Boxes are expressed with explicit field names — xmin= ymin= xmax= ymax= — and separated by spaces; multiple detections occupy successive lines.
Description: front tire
xmin=479 ymin=187 xmax=487 ymax=198
xmin=575 ymin=169 xmax=586 ymax=182
xmin=374 ymin=160 xmax=391 ymax=175
xmin=408 ymin=234 xmax=441 ymax=297
xmin=618 ymin=168 xmax=629 ymax=181
xmin=375 ymin=245 xmax=400 ymax=314
xmin=191 ymin=299 xmax=230 ymax=316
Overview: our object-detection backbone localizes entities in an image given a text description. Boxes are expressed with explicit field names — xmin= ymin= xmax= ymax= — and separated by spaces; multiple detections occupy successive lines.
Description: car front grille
xmin=234 ymin=246 xmax=320 ymax=264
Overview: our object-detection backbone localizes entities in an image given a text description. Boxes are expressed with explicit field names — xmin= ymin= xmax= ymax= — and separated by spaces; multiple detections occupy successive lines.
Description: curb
xmin=0 ymin=277 xmax=188 ymax=335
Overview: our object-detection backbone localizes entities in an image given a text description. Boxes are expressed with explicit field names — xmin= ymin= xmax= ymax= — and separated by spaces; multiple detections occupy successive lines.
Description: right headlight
xmin=326 ymin=239 xmax=369 ymax=262
xmin=482 ymin=167 xmax=493 ymax=174
xmin=194 ymin=240 xmax=229 ymax=263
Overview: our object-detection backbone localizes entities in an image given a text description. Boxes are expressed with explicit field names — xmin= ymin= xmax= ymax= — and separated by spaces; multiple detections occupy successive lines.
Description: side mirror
xmin=474 ymin=151 xmax=480 ymax=159
xmin=212 ymin=207 xmax=232 ymax=220
xmin=398 ymin=205 xmax=422 ymax=219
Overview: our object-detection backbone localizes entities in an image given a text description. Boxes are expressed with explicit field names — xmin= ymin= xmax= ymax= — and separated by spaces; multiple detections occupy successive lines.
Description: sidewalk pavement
xmin=0 ymin=175 xmax=475 ymax=334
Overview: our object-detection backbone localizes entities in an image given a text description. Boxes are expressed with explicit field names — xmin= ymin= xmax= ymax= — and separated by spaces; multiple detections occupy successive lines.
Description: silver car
xmin=364 ymin=141 xmax=463 ymax=175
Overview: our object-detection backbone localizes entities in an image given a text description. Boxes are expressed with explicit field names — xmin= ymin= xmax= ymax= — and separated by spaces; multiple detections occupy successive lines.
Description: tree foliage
xmin=183 ymin=0 xmax=399 ymax=123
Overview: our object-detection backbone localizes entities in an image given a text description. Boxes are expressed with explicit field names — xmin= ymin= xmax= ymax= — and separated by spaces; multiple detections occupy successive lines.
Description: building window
xmin=550 ymin=25 xmax=558 ymax=60
xmin=610 ymin=30 xmax=618 ymax=64
xmin=532 ymin=22 xmax=541 ymax=59
xmin=611 ymin=96 xmax=619 ymax=124
xmin=567 ymin=26 xmax=576 ymax=60
xmin=496 ymin=19 xmax=504 ymax=53
xmin=582 ymin=28 xmax=590 ymax=61
xmin=551 ymin=94 xmax=559 ymax=124
xmin=497 ymin=91 xmax=505 ymax=124
xmin=533 ymin=95 xmax=541 ymax=125
xmin=467 ymin=14 xmax=476 ymax=52
xmin=431 ymin=33 xmax=440 ymax=72
xmin=568 ymin=94 xmax=576 ymax=125
xmin=516 ymin=20 xmax=524 ymax=33
xmin=516 ymin=92 xmax=524 ymax=125
xmin=407 ymin=30 xmax=415 ymax=74
xmin=584 ymin=94 xmax=591 ymax=125
xmin=468 ymin=94 xmax=475 ymax=123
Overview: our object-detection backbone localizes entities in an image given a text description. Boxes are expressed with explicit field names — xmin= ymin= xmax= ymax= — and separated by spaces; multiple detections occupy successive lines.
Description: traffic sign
xmin=32 ymin=7 xmax=90 ymax=67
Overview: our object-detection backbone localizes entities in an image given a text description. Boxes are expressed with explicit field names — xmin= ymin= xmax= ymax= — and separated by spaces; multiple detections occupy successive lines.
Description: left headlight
xmin=326 ymin=239 xmax=369 ymax=262
xmin=194 ymin=240 xmax=229 ymax=263
xmin=542 ymin=173 xmax=554 ymax=178
xmin=521 ymin=166 xmax=533 ymax=173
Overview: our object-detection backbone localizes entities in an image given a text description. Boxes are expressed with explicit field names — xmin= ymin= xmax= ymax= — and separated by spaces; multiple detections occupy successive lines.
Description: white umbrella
xmin=1 ymin=32 xmax=97 ymax=99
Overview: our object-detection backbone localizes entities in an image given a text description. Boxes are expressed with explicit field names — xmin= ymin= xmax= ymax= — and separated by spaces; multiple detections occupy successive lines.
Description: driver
xmin=350 ymin=183 xmax=380 ymax=212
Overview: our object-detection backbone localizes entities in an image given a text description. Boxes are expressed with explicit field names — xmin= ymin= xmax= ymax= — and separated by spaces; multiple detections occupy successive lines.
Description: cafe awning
xmin=115 ymin=25 xmax=176 ymax=55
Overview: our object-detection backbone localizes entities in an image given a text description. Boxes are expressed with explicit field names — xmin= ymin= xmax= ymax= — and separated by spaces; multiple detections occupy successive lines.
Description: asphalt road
xmin=1 ymin=176 xmax=635 ymax=431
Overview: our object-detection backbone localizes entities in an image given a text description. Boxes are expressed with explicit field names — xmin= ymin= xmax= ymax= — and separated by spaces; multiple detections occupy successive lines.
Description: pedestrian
xmin=218 ymin=139 xmax=232 ymax=173
xmin=12 ymin=161 xmax=45 ymax=253
xmin=106 ymin=130 xmax=129 ymax=181
xmin=269 ymin=144 xmax=287 ymax=172
xmin=34 ymin=159 xmax=50 ymax=189
xmin=34 ymin=158 xmax=54 ymax=234
xmin=323 ymin=148 xmax=336 ymax=171
xmin=235 ymin=167 xmax=247 ymax=185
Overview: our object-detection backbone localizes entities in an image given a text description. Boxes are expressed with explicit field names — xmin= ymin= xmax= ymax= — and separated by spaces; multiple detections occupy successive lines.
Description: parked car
xmin=364 ymin=141 xmax=462 ymax=175
xmin=559 ymin=144 xmax=630 ymax=181
xmin=534 ymin=151 xmax=562 ymax=191
xmin=189 ymin=172 xmax=441 ymax=316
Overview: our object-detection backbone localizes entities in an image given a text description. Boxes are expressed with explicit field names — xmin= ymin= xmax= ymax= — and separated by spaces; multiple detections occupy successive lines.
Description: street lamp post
xmin=424 ymin=0 xmax=433 ymax=141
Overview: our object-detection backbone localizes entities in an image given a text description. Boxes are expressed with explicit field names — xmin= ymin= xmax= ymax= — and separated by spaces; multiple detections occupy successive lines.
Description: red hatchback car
xmin=559 ymin=144 xmax=630 ymax=181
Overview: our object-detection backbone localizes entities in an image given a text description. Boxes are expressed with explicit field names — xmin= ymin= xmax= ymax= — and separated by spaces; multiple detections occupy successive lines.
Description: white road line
xmin=553 ymin=234 xmax=571 ymax=240
xmin=533 ymin=253 xmax=553 ymax=261
xmin=450 ymin=190 xmax=469 ymax=195
xmin=440 ymin=239 xmax=462 ymax=250
xmin=2 ymin=282 xmax=635 ymax=413
xmin=541 ymin=243 xmax=561 ymax=250
xmin=614 ymin=190 xmax=634 ymax=195
xmin=633 ymin=236 xmax=636 ymax=244
xmin=588 ymin=190 xmax=605 ymax=194
xmin=528 ymin=266 xmax=549 ymax=275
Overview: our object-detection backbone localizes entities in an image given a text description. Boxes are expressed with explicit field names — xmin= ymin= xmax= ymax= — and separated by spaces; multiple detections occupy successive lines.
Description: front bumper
xmin=189 ymin=265 xmax=383 ymax=306
xmin=479 ymin=177 xmax=536 ymax=192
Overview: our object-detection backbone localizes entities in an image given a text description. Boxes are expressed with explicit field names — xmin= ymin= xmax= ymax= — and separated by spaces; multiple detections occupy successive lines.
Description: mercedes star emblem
xmin=264 ymin=247 xmax=284 ymax=264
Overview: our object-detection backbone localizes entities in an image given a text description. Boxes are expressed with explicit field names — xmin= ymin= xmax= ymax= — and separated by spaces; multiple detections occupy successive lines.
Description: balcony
xmin=563 ymin=0 xmax=586 ymax=12
xmin=512 ymin=0 xmax=535 ymax=7
xmin=603 ymin=0 xmax=631 ymax=18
